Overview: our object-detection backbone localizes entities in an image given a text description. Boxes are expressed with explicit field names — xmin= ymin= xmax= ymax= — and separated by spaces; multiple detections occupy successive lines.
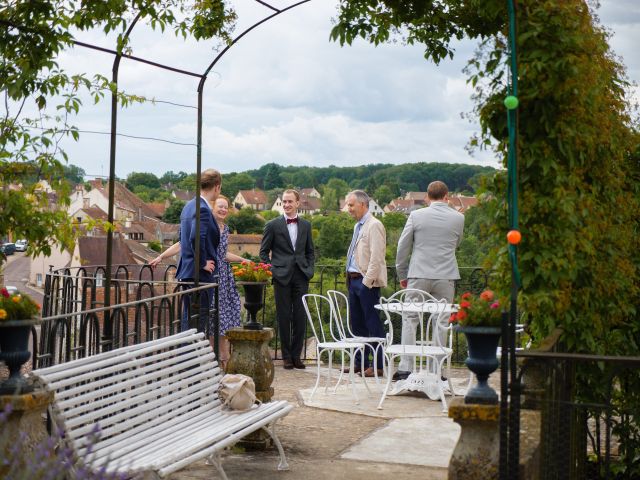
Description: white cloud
xmin=51 ymin=0 xmax=638 ymax=178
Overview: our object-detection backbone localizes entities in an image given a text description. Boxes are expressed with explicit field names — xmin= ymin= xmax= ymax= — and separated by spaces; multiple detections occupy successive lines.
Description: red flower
xmin=454 ymin=289 xmax=502 ymax=327
xmin=480 ymin=290 xmax=495 ymax=301
xmin=0 ymin=288 xmax=9 ymax=298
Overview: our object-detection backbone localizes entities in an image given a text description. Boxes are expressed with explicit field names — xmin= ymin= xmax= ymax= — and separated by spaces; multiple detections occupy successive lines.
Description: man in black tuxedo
xmin=260 ymin=189 xmax=315 ymax=369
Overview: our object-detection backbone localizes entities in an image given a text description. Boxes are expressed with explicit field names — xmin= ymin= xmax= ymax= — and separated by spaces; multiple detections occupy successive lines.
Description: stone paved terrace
xmin=170 ymin=363 xmax=483 ymax=480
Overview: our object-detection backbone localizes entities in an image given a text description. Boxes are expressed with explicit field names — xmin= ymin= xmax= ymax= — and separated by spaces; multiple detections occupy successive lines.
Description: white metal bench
xmin=32 ymin=330 xmax=293 ymax=479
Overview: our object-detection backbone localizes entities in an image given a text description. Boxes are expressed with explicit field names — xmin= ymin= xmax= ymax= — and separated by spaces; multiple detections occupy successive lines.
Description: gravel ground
xmin=170 ymin=364 xmax=449 ymax=480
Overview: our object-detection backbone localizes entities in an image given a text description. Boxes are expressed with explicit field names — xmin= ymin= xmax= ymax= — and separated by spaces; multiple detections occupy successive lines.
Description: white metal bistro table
xmin=375 ymin=301 xmax=459 ymax=410
xmin=374 ymin=302 xmax=458 ymax=316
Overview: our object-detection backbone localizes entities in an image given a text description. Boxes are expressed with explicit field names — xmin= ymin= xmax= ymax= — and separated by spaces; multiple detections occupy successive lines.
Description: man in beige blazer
xmin=345 ymin=190 xmax=387 ymax=377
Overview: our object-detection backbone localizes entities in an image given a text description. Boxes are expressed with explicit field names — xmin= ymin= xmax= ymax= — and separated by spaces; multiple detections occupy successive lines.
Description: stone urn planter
xmin=457 ymin=325 xmax=502 ymax=405
xmin=237 ymin=281 xmax=267 ymax=330
xmin=0 ymin=318 xmax=41 ymax=395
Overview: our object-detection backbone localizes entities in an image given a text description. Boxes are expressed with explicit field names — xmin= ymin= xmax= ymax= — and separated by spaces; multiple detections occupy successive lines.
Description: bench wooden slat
xmin=46 ymin=339 xmax=212 ymax=392
xmin=67 ymin=378 xmax=219 ymax=438
xmin=64 ymin=378 xmax=219 ymax=434
xmin=81 ymin=399 xmax=222 ymax=458
xmin=156 ymin=404 xmax=294 ymax=477
xmin=33 ymin=330 xmax=292 ymax=478
xmin=35 ymin=330 xmax=201 ymax=378
xmin=94 ymin=403 xmax=282 ymax=467
xmin=103 ymin=403 xmax=294 ymax=476
xmin=89 ymin=405 xmax=221 ymax=461
xmin=121 ymin=402 xmax=290 ymax=463
xmin=58 ymin=352 xmax=218 ymax=413
xmin=61 ymin=362 xmax=220 ymax=418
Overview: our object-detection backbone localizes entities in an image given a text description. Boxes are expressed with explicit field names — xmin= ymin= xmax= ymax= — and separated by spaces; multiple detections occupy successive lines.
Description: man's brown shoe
xmin=342 ymin=366 xmax=362 ymax=374
xmin=283 ymin=359 xmax=294 ymax=370
xmin=293 ymin=358 xmax=306 ymax=369
xmin=364 ymin=367 xmax=384 ymax=378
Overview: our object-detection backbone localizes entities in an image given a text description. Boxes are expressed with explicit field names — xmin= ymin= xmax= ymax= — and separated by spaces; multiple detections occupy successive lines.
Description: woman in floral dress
xmin=210 ymin=195 xmax=243 ymax=369
xmin=149 ymin=195 xmax=242 ymax=370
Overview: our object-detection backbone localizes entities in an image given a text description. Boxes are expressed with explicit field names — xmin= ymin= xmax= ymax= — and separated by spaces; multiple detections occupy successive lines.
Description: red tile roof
xmin=404 ymin=192 xmax=428 ymax=203
xmin=146 ymin=202 xmax=166 ymax=217
xmin=79 ymin=207 xmax=108 ymax=221
xmin=238 ymin=189 xmax=268 ymax=205
xmin=172 ymin=190 xmax=192 ymax=202
xmin=448 ymin=194 xmax=478 ymax=213
xmin=78 ymin=236 xmax=135 ymax=267
xmin=91 ymin=180 xmax=160 ymax=220
xmin=386 ymin=198 xmax=415 ymax=211
xmin=299 ymin=195 xmax=321 ymax=212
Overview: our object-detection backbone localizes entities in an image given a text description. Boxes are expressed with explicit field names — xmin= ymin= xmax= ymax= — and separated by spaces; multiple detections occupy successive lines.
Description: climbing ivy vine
xmin=333 ymin=0 xmax=639 ymax=353
xmin=334 ymin=3 xmax=640 ymax=471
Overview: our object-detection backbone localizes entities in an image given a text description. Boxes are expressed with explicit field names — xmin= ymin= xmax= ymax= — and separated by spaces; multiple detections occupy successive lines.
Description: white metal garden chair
xmin=377 ymin=289 xmax=454 ymax=411
xmin=302 ymin=293 xmax=370 ymax=404
xmin=326 ymin=289 xmax=387 ymax=383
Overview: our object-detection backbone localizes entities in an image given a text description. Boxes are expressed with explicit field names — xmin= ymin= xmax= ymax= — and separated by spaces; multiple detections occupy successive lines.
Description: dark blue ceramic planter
xmin=238 ymin=282 xmax=267 ymax=330
xmin=457 ymin=325 xmax=502 ymax=405
xmin=0 ymin=319 xmax=40 ymax=395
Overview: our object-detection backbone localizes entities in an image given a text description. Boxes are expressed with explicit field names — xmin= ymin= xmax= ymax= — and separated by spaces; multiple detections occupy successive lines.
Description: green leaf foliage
xmin=227 ymin=207 xmax=265 ymax=235
xmin=334 ymin=0 xmax=639 ymax=354
xmin=333 ymin=5 xmax=639 ymax=471
xmin=473 ymin=2 xmax=639 ymax=355
xmin=126 ymin=172 xmax=160 ymax=190
xmin=162 ymin=199 xmax=185 ymax=224
xmin=1 ymin=1 xmax=236 ymax=270
xmin=311 ymin=213 xmax=354 ymax=259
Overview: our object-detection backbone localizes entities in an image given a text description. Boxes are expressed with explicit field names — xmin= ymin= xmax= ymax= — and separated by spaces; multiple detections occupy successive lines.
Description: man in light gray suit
xmin=394 ymin=181 xmax=465 ymax=380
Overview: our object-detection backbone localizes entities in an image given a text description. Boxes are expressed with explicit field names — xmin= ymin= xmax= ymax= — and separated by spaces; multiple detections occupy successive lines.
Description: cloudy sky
xmin=54 ymin=0 xmax=639 ymax=179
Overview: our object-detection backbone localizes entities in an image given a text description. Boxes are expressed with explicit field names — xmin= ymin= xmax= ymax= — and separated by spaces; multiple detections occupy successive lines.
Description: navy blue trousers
xmin=180 ymin=281 xmax=214 ymax=333
xmin=348 ymin=277 xmax=384 ymax=369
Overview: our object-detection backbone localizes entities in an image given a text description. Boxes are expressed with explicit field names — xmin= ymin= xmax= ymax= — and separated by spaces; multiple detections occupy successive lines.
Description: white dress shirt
xmin=285 ymin=215 xmax=298 ymax=251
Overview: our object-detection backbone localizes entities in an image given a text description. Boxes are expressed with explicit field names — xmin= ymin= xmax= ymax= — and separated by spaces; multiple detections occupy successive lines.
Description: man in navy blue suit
xmin=175 ymin=169 xmax=222 ymax=332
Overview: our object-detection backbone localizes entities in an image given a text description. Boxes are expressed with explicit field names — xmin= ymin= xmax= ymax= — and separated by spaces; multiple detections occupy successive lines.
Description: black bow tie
xmin=286 ymin=217 xmax=298 ymax=224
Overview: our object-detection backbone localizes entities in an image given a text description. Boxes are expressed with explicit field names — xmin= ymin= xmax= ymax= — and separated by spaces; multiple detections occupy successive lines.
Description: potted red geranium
xmin=450 ymin=289 xmax=504 ymax=404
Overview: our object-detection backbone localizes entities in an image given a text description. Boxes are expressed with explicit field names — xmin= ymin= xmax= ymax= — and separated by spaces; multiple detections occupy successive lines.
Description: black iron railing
xmin=37 ymin=264 xmax=486 ymax=368
xmin=35 ymin=264 xmax=216 ymax=368
xmin=500 ymin=347 xmax=640 ymax=479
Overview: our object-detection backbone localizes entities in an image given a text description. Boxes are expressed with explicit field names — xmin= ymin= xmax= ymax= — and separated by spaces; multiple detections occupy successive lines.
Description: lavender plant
xmin=0 ymin=404 xmax=125 ymax=480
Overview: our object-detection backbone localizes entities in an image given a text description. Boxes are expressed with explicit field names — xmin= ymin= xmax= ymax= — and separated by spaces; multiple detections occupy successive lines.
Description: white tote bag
xmin=218 ymin=374 xmax=260 ymax=411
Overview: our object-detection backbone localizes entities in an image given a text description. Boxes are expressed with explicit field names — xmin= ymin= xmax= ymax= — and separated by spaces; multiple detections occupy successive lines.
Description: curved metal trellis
xmin=192 ymin=0 xmax=312 ymax=356
xmin=40 ymin=1 xmax=314 ymax=354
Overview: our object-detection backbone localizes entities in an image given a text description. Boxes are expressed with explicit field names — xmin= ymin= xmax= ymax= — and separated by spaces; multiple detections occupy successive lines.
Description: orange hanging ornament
xmin=507 ymin=230 xmax=521 ymax=245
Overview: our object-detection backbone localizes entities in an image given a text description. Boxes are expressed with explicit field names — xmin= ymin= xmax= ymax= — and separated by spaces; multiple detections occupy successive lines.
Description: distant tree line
xmin=59 ymin=162 xmax=495 ymax=266
xmin=57 ymin=163 xmax=496 ymax=264
xmin=64 ymin=161 xmax=496 ymax=212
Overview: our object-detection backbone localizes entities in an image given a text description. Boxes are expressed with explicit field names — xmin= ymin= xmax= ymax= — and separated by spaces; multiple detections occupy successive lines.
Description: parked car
xmin=14 ymin=239 xmax=28 ymax=252
xmin=0 ymin=243 xmax=16 ymax=255
xmin=4 ymin=285 xmax=18 ymax=295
